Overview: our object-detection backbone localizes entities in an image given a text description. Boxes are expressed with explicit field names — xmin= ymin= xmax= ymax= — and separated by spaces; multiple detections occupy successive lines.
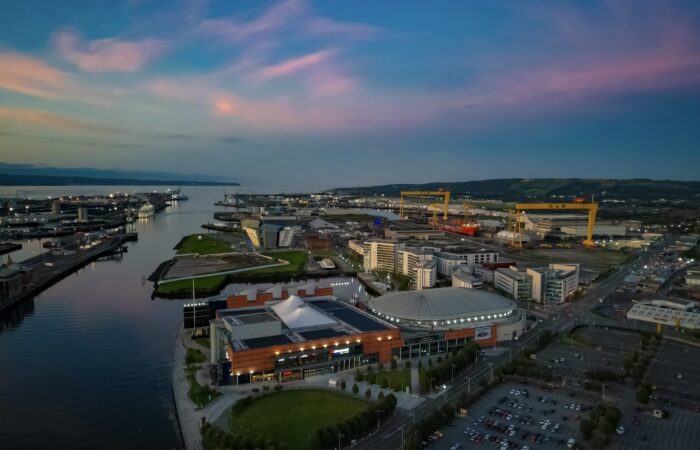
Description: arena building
xmin=210 ymin=285 xmax=525 ymax=384
xmin=367 ymin=287 xmax=525 ymax=361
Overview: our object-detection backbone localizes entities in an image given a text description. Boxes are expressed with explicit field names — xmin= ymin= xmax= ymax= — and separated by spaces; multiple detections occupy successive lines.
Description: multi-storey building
xmin=527 ymin=264 xmax=579 ymax=304
xmin=363 ymin=240 xmax=404 ymax=273
xmin=494 ymin=267 xmax=532 ymax=300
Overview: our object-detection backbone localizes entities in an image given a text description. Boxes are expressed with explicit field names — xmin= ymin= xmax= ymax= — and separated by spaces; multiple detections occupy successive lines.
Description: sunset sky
xmin=1 ymin=0 xmax=699 ymax=190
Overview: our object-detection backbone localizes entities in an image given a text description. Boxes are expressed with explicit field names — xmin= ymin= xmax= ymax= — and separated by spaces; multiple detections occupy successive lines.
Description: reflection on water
xmin=0 ymin=185 xmax=380 ymax=450
xmin=0 ymin=186 xmax=235 ymax=450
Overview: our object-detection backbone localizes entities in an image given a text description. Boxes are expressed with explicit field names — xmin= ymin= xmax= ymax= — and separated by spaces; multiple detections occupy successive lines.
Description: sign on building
xmin=474 ymin=326 xmax=491 ymax=341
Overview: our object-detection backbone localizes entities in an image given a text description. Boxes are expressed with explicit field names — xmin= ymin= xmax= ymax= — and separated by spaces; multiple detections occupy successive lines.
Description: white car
xmin=616 ymin=426 xmax=625 ymax=435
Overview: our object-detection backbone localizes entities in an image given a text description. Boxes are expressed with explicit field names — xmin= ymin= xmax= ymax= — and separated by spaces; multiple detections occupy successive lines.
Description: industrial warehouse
xmin=208 ymin=284 xmax=524 ymax=384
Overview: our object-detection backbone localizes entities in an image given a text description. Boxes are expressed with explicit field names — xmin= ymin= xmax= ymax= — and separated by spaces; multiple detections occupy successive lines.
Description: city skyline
xmin=1 ymin=0 xmax=700 ymax=190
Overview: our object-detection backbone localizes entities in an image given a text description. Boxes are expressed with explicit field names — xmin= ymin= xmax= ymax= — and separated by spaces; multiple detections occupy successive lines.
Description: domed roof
xmin=368 ymin=287 xmax=515 ymax=324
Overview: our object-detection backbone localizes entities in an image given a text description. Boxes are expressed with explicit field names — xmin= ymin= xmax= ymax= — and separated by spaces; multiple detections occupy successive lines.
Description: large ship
xmin=137 ymin=203 xmax=155 ymax=218
xmin=442 ymin=222 xmax=479 ymax=236
xmin=170 ymin=188 xmax=189 ymax=201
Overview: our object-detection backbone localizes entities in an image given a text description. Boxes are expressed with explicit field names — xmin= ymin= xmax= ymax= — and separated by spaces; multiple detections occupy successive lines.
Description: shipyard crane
xmin=511 ymin=197 xmax=598 ymax=249
xmin=399 ymin=190 xmax=450 ymax=220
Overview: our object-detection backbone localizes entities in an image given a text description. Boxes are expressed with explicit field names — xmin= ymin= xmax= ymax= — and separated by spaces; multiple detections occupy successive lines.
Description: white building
xmin=452 ymin=268 xmax=483 ymax=289
xmin=399 ymin=247 xmax=436 ymax=289
xmin=415 ymin=260 xmax=437 ymax=290
xmin=527 ymin=264 xmax=579 ymax=305
xmin=363 ymin=240 xmax=404 ymax=273
xmin=627 ymin=299 xmax=700 ymax=331
xmin=278 ymin=226 xmax=299 ymax=248
xmin=473 ymin=264 xmax=496 ymax=284
xmin=494 ymin=267 xmax=532 ymax=300
xmin=435 ymin=248 xmax=498 ymax=276
xmin=560 ymin=222 xmax=626 ymax=237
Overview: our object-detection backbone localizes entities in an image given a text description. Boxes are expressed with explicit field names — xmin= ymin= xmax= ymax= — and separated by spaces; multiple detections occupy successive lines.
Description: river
xmin=0 ymin=186 xmax=250 ymax=450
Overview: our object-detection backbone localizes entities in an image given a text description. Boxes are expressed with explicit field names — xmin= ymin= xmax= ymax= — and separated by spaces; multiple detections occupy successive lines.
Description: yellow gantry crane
xmin=399 ymin=190 xmax=450 ymax=220
xmin=511 ymin=197 xmax=598 ymax=249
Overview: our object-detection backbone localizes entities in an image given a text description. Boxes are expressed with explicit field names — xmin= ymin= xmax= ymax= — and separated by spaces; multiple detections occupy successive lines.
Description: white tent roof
xmin=271 ymin=295 xmax=337 ymax=330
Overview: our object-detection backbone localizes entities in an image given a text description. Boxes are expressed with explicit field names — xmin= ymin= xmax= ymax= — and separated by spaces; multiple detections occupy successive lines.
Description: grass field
xmin=156 ymin=275 xmax=226 ymax=294
xmin=366 ymin=369 xmax=411 ymax=391
xmin=230 ymin=390 xmax=367 ymax=449
xmin=235 ymin=250 xmax=308 ymax=276
xmin=175 ymin=234 xmax=232 ymax=255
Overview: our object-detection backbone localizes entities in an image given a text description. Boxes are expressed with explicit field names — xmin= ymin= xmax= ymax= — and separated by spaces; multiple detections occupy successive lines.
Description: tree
xmin=405 ymin=360 xmax=411 ymax=369
xmin=340 ymin=380 xmax=346 ymax=390
xmin=365 ymin=388 xmax=372 ymax=399
xmin=355 ymin=368 xmax=364 ymax=382
xmin=636 ymin=387 xmax=650 ymax=404
xmin=391 ymin=359 xmax=398 ymax=369
xmin=604 ymin=407 xmax=621 ymax=427
xmin=381 ymin=378 xmax=389 ymax=389
xmin=580 ymin=419 xmax=595 ymax=439
xmin=378 ymin=391 xmax=385 ymax=401
xmin=352 ymin=383 xmax=359 ymax=394
xmin=378 ymin=362 xmax=384 ymax=370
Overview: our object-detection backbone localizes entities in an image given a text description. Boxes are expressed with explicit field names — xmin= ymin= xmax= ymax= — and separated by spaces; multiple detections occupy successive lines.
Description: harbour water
xmin=0 ymin=187 xmax=241 ymax=449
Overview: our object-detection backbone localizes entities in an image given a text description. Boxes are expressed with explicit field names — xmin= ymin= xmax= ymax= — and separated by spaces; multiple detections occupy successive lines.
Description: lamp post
xmin=338 ymin=431 xmax=344 ymax=450
xmin=400 ymin=425 xmax=405 ymax=450
xmin=377 ymin=409 xmax=384 ymax=431
xmin=467 ymin=376 xmax=471 ymax=394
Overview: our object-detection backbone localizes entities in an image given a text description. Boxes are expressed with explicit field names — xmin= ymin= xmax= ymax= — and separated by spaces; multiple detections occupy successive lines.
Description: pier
xmin=0 ymin=232 xmax=138 ymax=312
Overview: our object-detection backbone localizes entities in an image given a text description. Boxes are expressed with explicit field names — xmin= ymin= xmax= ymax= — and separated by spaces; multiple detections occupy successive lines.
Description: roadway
xmin=355 ymin=235 xmax=677 ymax=450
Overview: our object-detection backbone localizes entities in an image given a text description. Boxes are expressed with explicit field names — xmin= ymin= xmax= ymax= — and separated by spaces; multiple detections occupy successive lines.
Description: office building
xmin=494 ymin=267 xmax=532 ymax=300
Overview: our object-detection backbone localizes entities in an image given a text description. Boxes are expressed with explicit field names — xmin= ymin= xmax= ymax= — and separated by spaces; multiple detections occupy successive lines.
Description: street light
xmin=338 ymin=431 xmax=344 ymax=450
xmin=376 ymin=409 xmax=384 ymax=431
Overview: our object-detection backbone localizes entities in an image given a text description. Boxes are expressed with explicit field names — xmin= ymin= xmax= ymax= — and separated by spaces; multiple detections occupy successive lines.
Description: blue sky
xmin=0 ymin=0 xmax=699 ymax=190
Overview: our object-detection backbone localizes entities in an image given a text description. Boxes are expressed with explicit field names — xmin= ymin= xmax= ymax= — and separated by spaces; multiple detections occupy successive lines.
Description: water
xmin=0 ymin=186 xmax=371 ymax=450
xmin=0 ymin=186 xmax=238 ymax=450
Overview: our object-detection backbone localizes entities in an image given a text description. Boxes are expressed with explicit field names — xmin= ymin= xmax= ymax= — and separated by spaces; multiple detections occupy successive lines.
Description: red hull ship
xmin=442 ymin=223 xmax=479 ymax=236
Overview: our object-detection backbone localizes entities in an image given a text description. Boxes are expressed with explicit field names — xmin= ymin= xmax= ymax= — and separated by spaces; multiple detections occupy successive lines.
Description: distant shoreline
xmin=0 ymin=173 xmax=238 ymax=186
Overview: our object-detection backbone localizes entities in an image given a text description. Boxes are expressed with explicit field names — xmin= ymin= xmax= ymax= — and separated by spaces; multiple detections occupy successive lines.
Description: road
xmin=355 ymin=235 xmax=677 ymax=450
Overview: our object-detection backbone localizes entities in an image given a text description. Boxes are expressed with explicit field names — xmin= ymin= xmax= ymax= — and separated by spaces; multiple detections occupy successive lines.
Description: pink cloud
xmin=198 ymin=0 xmax=382 ymax=44
xmin=199 ymin=0 xmax=304 ymax=42
xmin=304 ymin=17 xmax=382 ymax=40
xmin=0 ymin=106 xmax=121 ymax=133
xmin=53 ymin=28 xmax=165 ymax=72
xmin=256 ymin=50 xmax=333 ymax=80
xmin=308 ymin=72 xmax=356 ymax=97
xmin=0 ymin=53 xmax=70 ymax=99
xmin=458 ymin=40 xmax=700 ymax=111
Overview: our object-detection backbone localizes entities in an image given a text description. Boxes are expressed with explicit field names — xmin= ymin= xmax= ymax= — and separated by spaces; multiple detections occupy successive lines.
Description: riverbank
xmin=0 ymin=232 xmax=137 ymax=313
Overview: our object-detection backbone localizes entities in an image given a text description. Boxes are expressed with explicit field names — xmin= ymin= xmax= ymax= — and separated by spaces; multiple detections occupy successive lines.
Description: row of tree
xmin=309 ymin=393 xmax=398 ymax=450
xmin=579 ymin=404 xmax=622 ymax=450
xmin=419 ymin=341 xmax=481 ymax=392
xmin=201 ymin=421 xmax=286 ymax=450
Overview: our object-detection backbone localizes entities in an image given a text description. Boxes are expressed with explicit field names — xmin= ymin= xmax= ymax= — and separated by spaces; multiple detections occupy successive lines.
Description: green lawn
xmin=185 ymin=366 xmax=219 ymax=408
xmin=366 ymin=369 xmax=411 ymax=392
xmin=175 ymin=234 xmax=233 ymax=255
xmin=185 ymin=348 xmax=207 ymax=365
xmin=157 ymin=275 xmax=226 ymax=294
xmin=230 ymin=390 xmax=367 ymax=449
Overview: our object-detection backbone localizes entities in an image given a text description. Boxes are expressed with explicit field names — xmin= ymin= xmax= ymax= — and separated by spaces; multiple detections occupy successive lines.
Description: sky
xmin=0 ymin=0 xmax=699 ymax=190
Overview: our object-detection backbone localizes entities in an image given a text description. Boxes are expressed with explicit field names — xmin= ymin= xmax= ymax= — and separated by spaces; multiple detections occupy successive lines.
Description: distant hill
xmin=0 ymin=173 xmax=238 ymax=186
xmin=330 ymin=178 xmax=700 ymax=201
